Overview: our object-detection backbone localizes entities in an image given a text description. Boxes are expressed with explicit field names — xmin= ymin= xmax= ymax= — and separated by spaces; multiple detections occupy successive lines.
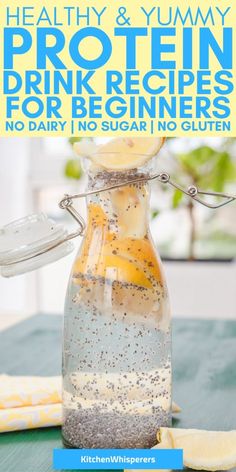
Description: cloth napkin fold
xmin=0 ymin=403 xmax=62 ymax=433
xmin=0 ymin=375 xmax=61 ymax=409
xmin=0 ymin=375 xmax=62 ymax=432
xmin=0 ymin=375 xmax=180 ymax=433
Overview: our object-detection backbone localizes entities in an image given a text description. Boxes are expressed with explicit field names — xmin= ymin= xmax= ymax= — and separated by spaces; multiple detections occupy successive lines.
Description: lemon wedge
xmin=126 ymin=427 xmax=236 ymax=472
xmin=74 ymin=137 xmax=165 ymax=170
xmin=157 ymin=427 xmax=236 ymax=471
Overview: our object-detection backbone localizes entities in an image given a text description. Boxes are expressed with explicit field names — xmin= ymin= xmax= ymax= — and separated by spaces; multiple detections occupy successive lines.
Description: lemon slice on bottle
xmin=74 ymin=137 xmax=165 ymax=170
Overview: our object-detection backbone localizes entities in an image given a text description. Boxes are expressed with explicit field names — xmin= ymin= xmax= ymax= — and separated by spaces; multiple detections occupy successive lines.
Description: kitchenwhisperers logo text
xmin=0 ymin=0 xmax=235 ymax=136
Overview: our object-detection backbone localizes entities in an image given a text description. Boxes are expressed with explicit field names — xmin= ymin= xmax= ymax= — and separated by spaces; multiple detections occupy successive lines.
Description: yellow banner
xmin=0 ymin=0 xmax=235 ymax=136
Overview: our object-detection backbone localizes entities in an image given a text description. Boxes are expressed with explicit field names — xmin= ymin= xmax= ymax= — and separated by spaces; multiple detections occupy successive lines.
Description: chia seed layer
xmin=62 ymin=406 xmax=171 ymax=449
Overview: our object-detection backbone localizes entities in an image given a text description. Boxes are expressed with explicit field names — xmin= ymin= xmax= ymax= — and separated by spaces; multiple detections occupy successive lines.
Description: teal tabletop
xmin=0 ymin=315 xmax=236 ymax=472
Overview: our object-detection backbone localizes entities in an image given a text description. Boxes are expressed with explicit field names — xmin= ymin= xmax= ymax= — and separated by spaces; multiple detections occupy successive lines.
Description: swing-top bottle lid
xmin=0 ymin=213 xmax=74 ymax=278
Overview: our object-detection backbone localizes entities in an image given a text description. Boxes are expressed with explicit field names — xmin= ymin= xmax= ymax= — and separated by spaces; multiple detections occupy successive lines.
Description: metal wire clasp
xmin=59 ymin=172 xmax=236 ymax=241
xmin=156 ymin=173 xmax=236 ymax=209
xmin=3 ymin=172 xmax=234 ymax=270
xmin=59 ymin=194 xmax=86 ymax=236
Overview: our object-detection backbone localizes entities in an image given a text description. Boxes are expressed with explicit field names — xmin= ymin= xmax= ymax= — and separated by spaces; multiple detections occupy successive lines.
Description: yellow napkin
xmin=0 ymin=375 xmax=61 ymax=408
xmin=0 ymin=375 xmax=180 ymax=433
xmin=0 ymin=375 xmax=62 ymax=432
xmin=0 ymin=403 xmax=62 ymax=432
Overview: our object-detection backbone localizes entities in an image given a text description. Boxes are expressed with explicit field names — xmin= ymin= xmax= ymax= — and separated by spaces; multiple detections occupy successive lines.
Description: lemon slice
xmin=110 ymin=185 xmax=148 ymax=238
xmin=155 ymin=427 xmax=174 ymax=449
xmin=74 ymin=137 xmax=165 ymax=170
xmin=126 ymin=427 xmax=236 ymax=472
xmin=74 ymin=139 xmax=97 ymax=157
xmin=74 ymin=253 xmax=152 ymax=288
xmin=157 ymin=427 xmax=236 ymax=471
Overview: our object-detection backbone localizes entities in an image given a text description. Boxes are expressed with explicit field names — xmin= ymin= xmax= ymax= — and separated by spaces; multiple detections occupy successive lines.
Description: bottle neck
xmin=87 ymin=168 xmax=147 ymax=190
xmin=86 ymin=169 xmax=150 ymax=240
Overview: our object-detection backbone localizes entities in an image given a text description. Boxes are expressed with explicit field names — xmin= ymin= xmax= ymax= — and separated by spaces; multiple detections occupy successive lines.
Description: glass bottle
xmin=62 ymin=161 xmax=171 ymax=449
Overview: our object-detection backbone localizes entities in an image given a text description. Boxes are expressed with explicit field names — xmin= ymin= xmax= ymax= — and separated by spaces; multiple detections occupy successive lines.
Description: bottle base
xmin=62 ymin=435 xmax=83 ymax=449
xmin=62 ymin=408 xmax=171 ymax=449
